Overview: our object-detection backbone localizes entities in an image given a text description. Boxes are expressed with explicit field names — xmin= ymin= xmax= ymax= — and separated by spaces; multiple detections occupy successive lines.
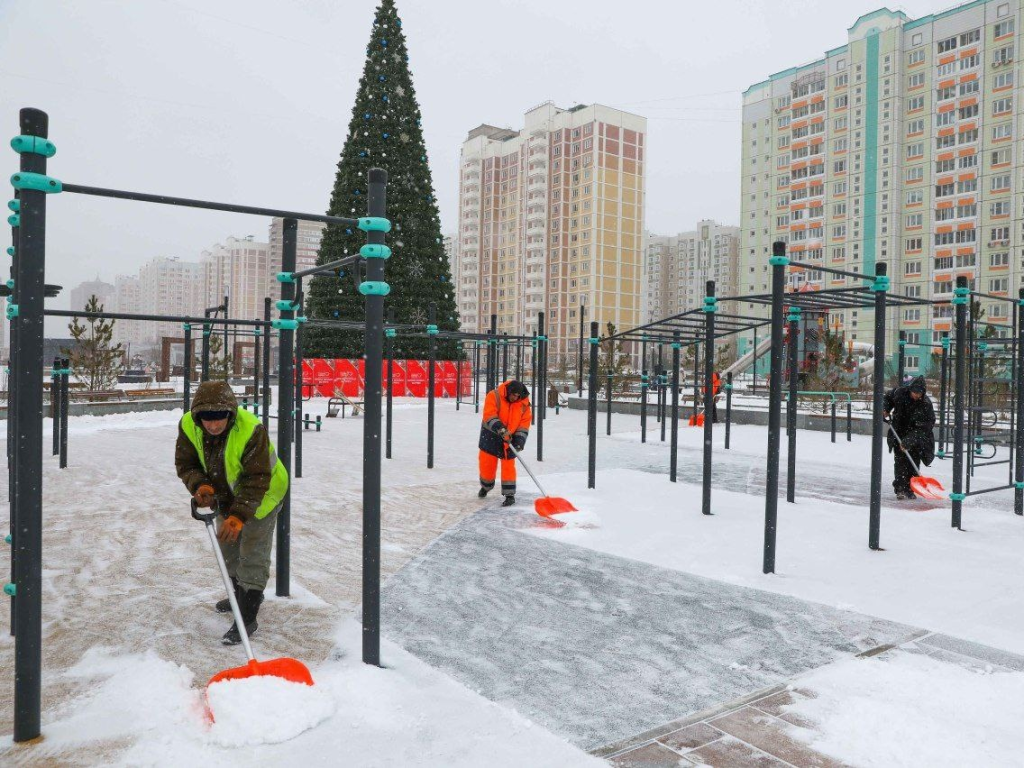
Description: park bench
xmin=124 ymin=388 xmax=176 ymax=399
xmin=71 ymin=390 xmax=124 ymax=403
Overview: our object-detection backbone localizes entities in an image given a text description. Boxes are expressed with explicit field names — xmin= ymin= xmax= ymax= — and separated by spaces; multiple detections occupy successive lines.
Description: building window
xmin=995 ymin=19 xmax=1015 ymax=38
xmin=993 ymin=97 xmax=1013 ymax=115
xmin=993 ymin=45 xmax=1014 ymax=65
xmin=993 ymin=123 xmax=1013 ymax=140
xmin=937 ymin=36 xmax=957 ymax=54
xmin=909 ymin=72 xmax=925 ymax=88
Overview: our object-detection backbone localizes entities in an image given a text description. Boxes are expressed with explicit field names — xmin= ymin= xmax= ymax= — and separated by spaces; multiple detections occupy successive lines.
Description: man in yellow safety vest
xmin=175 ymin=380 xmax=289 ymax=645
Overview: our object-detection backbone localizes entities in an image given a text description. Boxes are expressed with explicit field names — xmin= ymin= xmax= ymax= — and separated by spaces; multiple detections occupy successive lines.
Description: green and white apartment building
xmin=741 ymin=1 xmax=1021 ymax=375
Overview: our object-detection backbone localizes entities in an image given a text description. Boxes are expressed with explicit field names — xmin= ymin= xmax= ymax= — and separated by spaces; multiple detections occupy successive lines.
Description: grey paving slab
xmin=918 ymin=632 xmax=1024 ymax=672
xmin=380 ymin=508 xmax=916 ymax=751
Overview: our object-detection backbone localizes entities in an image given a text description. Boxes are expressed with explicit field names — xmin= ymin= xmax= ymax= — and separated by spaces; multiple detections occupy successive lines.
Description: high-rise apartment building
xmin=201 ymin=235 xmax=271 ymax=322
xmin=741 ymin=2 xmax=1020 ymax=374
xmin=138 ymin=256 xmax=204 ymax=343
xmin=444 ymin=233 xmax=459 ymax=288
xmin=112 ymin=274 xmax=147 ymax=349
xmin=457 ymin=102 xmax=646 ymax=363
xmin=69 ymin=278 xmax=114 ymax=314
xmin=643 ymin=221 xmax=740 ymax=324
xmin=269 ymin=218 xmax=326 ymax=301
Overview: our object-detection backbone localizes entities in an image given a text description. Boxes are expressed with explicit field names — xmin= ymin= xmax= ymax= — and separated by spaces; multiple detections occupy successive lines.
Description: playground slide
xmin=725 ymin=338 xmax=876 ymax=378
xmin=723 ymin=337 xmax=774 ymax=378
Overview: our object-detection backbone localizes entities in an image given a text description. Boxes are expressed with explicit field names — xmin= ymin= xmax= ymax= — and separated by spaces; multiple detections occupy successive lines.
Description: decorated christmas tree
xmin=304 ymin=0 xmax=461 ymax=359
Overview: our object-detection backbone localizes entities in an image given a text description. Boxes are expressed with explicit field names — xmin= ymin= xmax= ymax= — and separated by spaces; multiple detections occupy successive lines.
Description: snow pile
xmin=25 ymin=647 xmax=203 ymax=747
xmin=206 ymin=676 xmax=335 ymax=747
xmin=11 ymin=622 xmax=598 ymax=766
xmin=786 ymin=652 xmax=1024 ymax=767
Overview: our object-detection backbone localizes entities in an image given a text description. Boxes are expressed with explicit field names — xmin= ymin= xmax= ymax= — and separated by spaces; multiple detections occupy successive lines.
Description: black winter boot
xmin=502 ymin=495 xmax=516 ymax=507
xmin=478 ymin=487 xmax=489 ymax=498
xmin=221 ymin=587 xmax=263 ymax=645
xmin=215 ymin=576 xmax=240 ymax=613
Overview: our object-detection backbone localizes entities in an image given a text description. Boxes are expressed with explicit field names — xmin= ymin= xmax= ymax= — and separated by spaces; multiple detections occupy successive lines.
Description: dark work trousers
xmin=893 ymin=449 xmax=921 ymax=496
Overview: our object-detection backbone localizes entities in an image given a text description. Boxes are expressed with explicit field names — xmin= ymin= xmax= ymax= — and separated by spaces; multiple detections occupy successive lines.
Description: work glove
xmin=511 ymin=433 xmax=526 ymax=451
xmin=494 ymin=425 xmax=509 ymax=439
xmin=217 ymin=515 xmax=244 ymax=544
xmin=193 ymin=483 xmax=216 ymax=508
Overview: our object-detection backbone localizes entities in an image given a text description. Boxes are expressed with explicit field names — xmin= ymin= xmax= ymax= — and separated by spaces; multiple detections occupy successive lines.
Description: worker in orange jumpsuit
xmin=478 ymin=380 xmax=532 ymax=507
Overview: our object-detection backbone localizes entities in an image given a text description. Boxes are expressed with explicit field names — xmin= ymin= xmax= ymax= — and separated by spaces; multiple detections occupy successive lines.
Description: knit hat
xmin=909 ymin=376 xmax=927 ymax=395
xmin=506 ymin=380 xmax=529 ymax=399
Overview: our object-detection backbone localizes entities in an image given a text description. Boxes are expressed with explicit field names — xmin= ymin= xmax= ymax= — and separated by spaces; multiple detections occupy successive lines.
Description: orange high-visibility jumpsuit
xmin=478 ymin=381 xmax=532 ymax=497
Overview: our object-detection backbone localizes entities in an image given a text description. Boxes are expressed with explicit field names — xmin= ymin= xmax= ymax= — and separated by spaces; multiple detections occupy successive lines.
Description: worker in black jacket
xmin=882 ymin=375 xmax=936 ymax=499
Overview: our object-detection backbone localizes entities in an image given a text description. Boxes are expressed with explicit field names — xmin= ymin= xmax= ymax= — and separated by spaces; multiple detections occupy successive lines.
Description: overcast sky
xmin=1 ymin=0 xmax=950 ymax=321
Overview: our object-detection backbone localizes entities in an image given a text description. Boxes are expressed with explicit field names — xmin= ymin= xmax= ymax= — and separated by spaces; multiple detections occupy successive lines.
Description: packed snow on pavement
xmin=1 ymin=396 xmax=1023 ymax=765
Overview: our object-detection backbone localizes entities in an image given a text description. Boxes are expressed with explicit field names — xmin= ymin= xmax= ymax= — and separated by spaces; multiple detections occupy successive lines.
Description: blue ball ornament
xmin=383 ymin=132 xmax=390 ymax=139
xmin=379 ymin=75 xmax=386 ymax=82
xmin=346 ymin=228 xmax=353 ymax=235
xmin=381 ymin=39 xmax=388 ymax=46
xmin=364 ymin=113 xmax=371 ymax=119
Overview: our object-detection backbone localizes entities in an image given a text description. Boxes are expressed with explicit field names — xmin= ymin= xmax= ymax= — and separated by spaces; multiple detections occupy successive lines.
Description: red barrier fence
xmin=301 ymin=359 xmax=472 ymax=398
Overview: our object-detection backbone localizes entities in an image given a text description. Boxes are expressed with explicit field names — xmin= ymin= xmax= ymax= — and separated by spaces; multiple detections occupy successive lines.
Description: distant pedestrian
xmin=883 ymin=375 xmax=935 ymax=499
xmin=478 ymin=380 xmax=531 ymax=507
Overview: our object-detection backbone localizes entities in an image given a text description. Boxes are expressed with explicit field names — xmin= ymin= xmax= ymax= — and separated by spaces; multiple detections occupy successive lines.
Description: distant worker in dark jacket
xmin=175 ymin=380 xmax=289 ymax=645
xmin=478 ymin=380 xmax=532 ymax=507
xmin=883 ymin=375 xmax=935 ymax=499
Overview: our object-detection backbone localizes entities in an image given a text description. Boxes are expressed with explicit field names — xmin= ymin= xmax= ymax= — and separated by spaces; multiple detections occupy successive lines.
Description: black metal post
xmin=670 ymin=333 xmax=680 ymax=483
xmin=640 ymin=336 xmax=648 ymax=444
xmin=427 ymin=303 xmax=436 ymax=469
xmin=702 ymin=281 xmax=715 ymax=515
xmin=488 ymin=314 xmax=497 ymax=394
xmin=692 ymin=343 xmax=700 ymax=423
xmin=222 ymin=294 xmax=229 ymax=377
xmin=831 ymin=399 xmax=837 ymax=443
xmin=537 ymin=312 xmax=545 ymax=462
xmin=530 ymin=334 xmax=537 ymax=426
xmin=752 ymin=326 xmax=759 ymax=395
xmin=251 ymin=322 xmax=260 ymax=420
xmin=786 ymin=306 xmax=800 ymax=504
xmin=474 ymin=339 xmax=481 ymax=414
xmin=516 ymin=337 xmax=523 ymax=381
xmin=361 ymin=168 xmax=388 ymax=666
xmin=275 ymin=219 xmax=297 ymax=598
xmin=847 ymin=402 xmax=852 ymax=442
xmin=201 ymin=314 xmax=211 ymax=382
xmin=501 ymin=333 xmax=508 ymax=382
xmin=939 ymin=333 xmax=949 ymax=456
xmin=763 ymin=242 xmax=787 ymax=575
xmin=951 ymin=276 xmax=968 ymax=529
xmin=724 ymin=372 xmax=733 ymax=449
xmin=294 ymin=279 xmax=304 ymax=480
xmin=868 ymin=263 xmax=889 ymax=549
xmin=578 ymin=298 xmax=585 ymax=396
xmin=50 ymin=357 xmax=59 ymax=456
xmin=12 ymin=106 xmax=48 ymax=743
xmin=1015 ymin=290 xmax=1024 ymax=515
xmin=386 ymin=308 xmax=394 ymax=460
xmin=262 ymin=299 xmax=271 ymax=431
xmin=587 ymin=321 xmax=598 ymax=488
xmin=897 ymin=330 xmax=906 ymax=386
xmin=183 ymin=324 xmax=193 ymax=411
xmin=606 ymin=372 xmax=612 ymax=435
xmin=59 ymin=359 xmax=68 ymax=469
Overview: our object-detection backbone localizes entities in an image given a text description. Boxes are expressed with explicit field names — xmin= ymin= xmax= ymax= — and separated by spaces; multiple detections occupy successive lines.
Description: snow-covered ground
xmin=1 ymin=395 xmax=1022 ymax=765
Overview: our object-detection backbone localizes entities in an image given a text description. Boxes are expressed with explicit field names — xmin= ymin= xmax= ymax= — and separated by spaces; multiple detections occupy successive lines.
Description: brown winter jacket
xmin=174 ymin=380 xmax=272 ymax=522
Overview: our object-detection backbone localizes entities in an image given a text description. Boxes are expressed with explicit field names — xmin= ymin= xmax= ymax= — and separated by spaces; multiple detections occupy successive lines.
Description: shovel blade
xmin=208 ymin=657 xmax=314 ymax=688
xmin=535 ymin=496 xmax=578 ymax=518
xmin=910 ymin=476 xmax=945 ymax=500
xmin=687 ymin=414 xmax=704 ymax=427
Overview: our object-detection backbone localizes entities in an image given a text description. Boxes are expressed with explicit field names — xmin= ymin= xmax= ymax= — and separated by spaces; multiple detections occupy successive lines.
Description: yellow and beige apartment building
xmin=742 ymin=1 xmax=1021 ymax=374
xmin=456 ymin=102 xmax=647 ymax=364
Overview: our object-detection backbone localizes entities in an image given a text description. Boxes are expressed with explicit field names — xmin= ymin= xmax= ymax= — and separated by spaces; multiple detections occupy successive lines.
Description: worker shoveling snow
xmin=206 ymin=676 xmax=335 ymax=747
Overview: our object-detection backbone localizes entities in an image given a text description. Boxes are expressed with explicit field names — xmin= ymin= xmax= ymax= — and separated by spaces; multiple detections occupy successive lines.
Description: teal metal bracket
xmin=360 ymin=243 xmax=392 ymax=259
xmin=949 ymin=492 xmax=966 ymax=502
xmin=870 ymin=275 xmax=890 ymax=292
xmin=7 ymin=200 xmax=18 ymax=212
xmin=358 ymin=281 xmax=390 ymax=296
xmin=357 ymin=216 xmax=392 ymax=233
xmin=276 ymin=272 xmax=295 ymax=283
xmin=10 ymin=172 xmax=62 ymax=194
xmin=702 ymin=296 xmax=718 ymax=313
xmin=10 ymin=135 xmax=56 ymax=157
xmin=769 ymin=256 xmax=789 ymax=266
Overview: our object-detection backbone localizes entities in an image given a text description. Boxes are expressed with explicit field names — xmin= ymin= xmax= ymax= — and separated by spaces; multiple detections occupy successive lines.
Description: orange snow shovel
xmin=191 ymin=500 xmax=314 ymax=689
xmin=886 ymin=423 xmax=945 ymax=500
xmin=506 ymin=443 xmax=578 ymax=517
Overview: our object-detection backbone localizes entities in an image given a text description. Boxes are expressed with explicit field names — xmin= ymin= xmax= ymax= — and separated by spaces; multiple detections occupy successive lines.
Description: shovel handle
xmin=192 ymin=499 xmax=256 ymax=663
xmin=505 ymin=443 xmax=549 ymax=498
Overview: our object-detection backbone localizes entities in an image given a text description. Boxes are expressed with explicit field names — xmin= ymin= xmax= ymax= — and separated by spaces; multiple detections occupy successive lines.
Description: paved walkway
xmin=604 ymin=631 xmax=1024 ymax=767
xmin=380 ymin=505 xmax=915 ymax=752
